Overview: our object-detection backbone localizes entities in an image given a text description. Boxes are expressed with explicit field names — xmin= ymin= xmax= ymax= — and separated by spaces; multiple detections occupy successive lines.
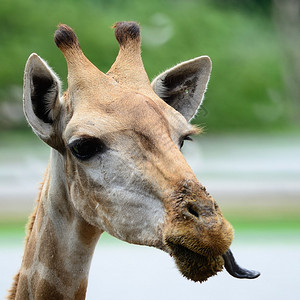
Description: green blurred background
xmin=0 ymin=0 xmax=299 ymax=241
xmin=1 ymin=0 xmax=300 ymax=298
xmin=1 ymin=0 xmax=299 ymax=132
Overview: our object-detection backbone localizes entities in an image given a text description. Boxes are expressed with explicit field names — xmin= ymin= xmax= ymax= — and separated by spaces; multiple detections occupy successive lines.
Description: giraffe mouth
xmin=165 ymin=241 xmax=260 ymax=283
xmin=166 ymin=241 xmax=224 ymax=282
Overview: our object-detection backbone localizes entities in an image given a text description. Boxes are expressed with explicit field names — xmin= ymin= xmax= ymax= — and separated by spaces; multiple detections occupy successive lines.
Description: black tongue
xmin=222 ymin=249 xmax=260 ymax=279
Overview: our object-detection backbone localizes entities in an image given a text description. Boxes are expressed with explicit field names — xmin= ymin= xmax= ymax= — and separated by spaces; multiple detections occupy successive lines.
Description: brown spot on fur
xmin=32 ymin=275 xmax=64 ymax=300
xmin=74 ymin=279 xmax=88 ymax=299
xmin=77 ymin=217 xmax=101 ymax=246
xmin=54 ymin=24 xmax=81 ymax=51
xmin=8 ymin=273 xmax=30 ymax=300
xmin=113 ymin=21 xmax=140 ymax=47
xmin=17 ymin=274 xmax=30 ymax=300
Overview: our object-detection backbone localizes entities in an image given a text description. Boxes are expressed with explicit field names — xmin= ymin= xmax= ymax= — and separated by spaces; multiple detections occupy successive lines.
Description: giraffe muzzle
xmin=163 ymin=180 xmax=260 ymax=282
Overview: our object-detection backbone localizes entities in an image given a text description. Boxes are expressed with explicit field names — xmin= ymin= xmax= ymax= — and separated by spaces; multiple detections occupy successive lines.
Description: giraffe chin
xmin=166 ymin=242 xmax=225 ymax=283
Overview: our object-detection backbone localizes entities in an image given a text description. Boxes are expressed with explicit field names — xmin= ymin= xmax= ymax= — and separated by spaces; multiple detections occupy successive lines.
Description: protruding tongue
xmin=222 ymin=249 xmax=260 ymax=279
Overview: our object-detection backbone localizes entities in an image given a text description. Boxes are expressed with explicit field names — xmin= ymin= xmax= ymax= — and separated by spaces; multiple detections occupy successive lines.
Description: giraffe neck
xmin=13 ymin=149 xmax=102 ymax=300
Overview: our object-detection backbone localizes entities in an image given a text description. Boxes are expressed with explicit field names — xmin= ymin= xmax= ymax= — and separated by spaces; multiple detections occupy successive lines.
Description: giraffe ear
xmin=23 ymin=53 xmax=62 ymax=143
xmin=151 ymin=56 xmax=211 ymax=122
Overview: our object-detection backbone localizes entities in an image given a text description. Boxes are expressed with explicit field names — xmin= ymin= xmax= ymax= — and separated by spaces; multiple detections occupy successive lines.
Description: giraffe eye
xmin=69 ymin=138 xmax=106 ymax=160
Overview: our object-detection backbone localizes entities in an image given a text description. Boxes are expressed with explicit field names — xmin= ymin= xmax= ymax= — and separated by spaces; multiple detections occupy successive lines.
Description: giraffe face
xmin=22 ymin=23 xmax=259 ymax=283
xmin=62 ymin=90 xmax=182 ymax=247
xmin=61 ymin=84 xmax=233 ymax=282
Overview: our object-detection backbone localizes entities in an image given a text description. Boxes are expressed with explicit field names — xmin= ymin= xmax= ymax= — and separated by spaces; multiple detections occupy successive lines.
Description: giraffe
xmin=8 ymin=22 xmax=259 ymax=299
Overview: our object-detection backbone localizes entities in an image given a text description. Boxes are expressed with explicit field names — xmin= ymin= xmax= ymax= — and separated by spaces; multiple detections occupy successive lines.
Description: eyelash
xmin=180 ymin=136 xmax=193 ymax=150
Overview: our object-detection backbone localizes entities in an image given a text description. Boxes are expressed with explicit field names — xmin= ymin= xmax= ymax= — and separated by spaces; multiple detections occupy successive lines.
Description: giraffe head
xmin=23 ymin=22 xmax=258 ymax=283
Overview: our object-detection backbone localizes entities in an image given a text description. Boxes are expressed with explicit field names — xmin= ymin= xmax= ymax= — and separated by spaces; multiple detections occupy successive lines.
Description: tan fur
xmin=9 ymin=22 xmax=234 ymax=299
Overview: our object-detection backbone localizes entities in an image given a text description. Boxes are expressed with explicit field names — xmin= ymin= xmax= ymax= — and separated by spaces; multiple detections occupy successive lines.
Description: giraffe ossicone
xmin=9 ymin=21 xmax=259 ymax=300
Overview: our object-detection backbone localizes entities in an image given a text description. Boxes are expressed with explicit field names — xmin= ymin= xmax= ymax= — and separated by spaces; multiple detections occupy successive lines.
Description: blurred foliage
xmin=0 ymin=0 xmax=297 ymax=132
xmin=212 ymin=0 xmax=273 ymax=15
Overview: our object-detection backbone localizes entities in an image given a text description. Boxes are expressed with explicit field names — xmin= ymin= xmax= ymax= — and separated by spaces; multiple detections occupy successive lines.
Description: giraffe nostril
xmin=186 ymin=203 xmax=199 ymax=219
